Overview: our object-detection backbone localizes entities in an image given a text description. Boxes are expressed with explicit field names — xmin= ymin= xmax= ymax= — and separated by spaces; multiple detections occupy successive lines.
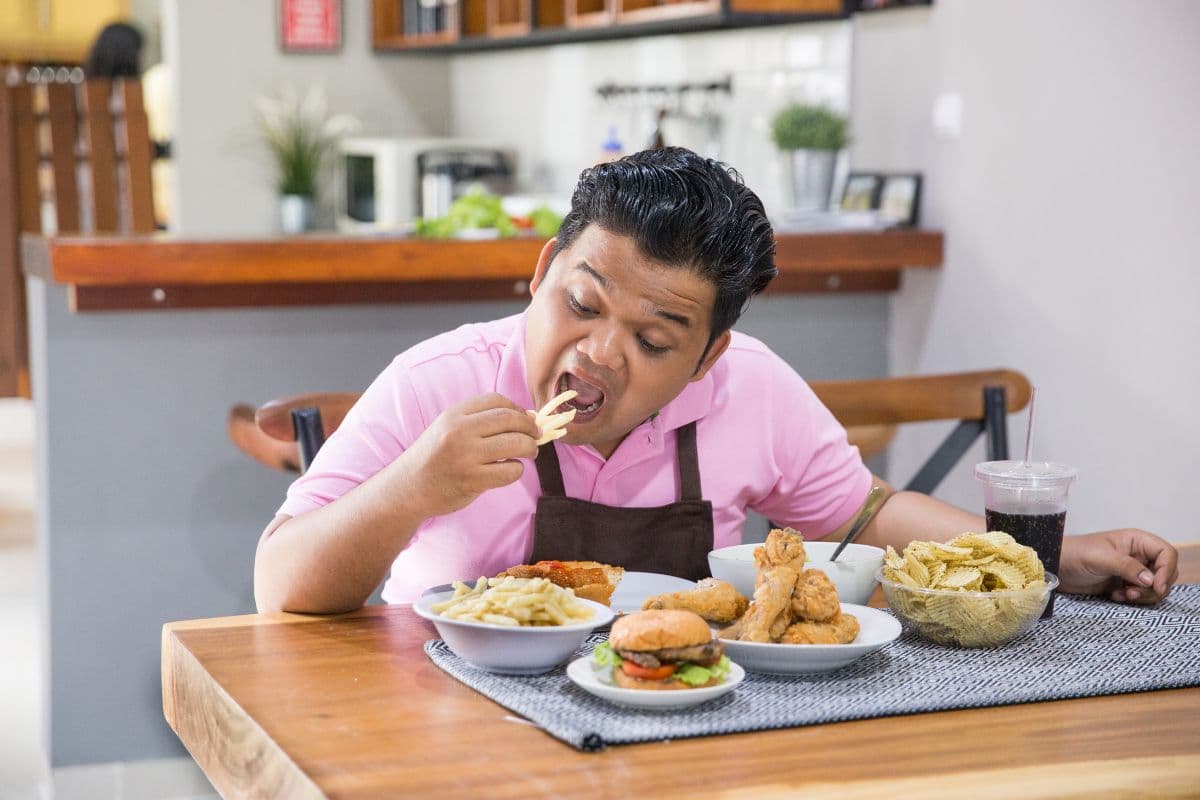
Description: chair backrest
xmin=809 ymin=369 xmax=1032 ymax=493
xmin=227 ymin=393 xmax=360 ymax=474
xmin=0 ymin=74 xmax=155 ymax=397
xmin=227 ymin=370 xmax=1031 ymax=493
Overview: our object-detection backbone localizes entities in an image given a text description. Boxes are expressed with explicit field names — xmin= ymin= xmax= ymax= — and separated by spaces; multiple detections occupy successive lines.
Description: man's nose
xmin=578 ymin=326 xmax=625 ymax=372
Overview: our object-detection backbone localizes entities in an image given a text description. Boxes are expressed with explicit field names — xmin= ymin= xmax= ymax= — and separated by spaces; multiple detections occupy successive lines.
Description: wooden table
xmin=163 ymin=546 xmax=1200 ymax=799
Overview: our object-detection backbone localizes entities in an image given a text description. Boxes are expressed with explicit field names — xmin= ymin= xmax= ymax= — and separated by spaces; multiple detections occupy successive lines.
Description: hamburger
xmin=594 ymin=610 xmax=730 ymax=690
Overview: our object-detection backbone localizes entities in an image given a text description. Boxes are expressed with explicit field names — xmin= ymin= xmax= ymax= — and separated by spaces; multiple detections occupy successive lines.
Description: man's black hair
xmin=83 ymin=23 xmax=144 ymax=79
xmin=551 ymin=147 xmax=777 ymax=348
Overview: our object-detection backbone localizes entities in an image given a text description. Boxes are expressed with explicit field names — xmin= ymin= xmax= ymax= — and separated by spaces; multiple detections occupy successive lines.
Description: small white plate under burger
xmin=566 ymin=656 xmax=745 ymax=710
xmin=414 ymin=591 xmax=614 ymax=675
xmin=718 ymin=603 xmax=900 ymax=675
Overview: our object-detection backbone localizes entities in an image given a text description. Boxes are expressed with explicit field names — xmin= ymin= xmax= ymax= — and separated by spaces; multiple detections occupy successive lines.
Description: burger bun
xmin=609 ymin=609 xmax=713 ymax=652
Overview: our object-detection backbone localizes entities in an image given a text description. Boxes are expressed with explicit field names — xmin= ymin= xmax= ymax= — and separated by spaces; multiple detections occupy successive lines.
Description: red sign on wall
xmin=280 ymin=0 xmax=342 ymax=52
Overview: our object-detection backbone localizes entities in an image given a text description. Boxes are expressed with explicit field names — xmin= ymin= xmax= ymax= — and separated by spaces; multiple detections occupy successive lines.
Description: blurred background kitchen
xmin=1 ymin=0 xmax=1196 ymax=797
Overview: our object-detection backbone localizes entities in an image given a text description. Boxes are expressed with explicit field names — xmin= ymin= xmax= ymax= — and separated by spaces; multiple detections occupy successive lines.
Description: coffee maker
xmin=336 ymin=137 xmax=515 ymax=232
xmin=417 ymin=147 xmax=514 ymax=219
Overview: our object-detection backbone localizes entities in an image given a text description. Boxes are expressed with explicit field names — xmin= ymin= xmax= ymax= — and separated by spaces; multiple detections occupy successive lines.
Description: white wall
xmin=853 ymin=1 xmax=1199 ymax=541
xmin=127 ymin=0 xmax=162 ymax=66
xmin=166 ymin=6 xmax=851 ymax=232
xmin=449 ymin=22 xmax=852 ymax=215
xmin=166 ymin=0 xmax=452 ymax=234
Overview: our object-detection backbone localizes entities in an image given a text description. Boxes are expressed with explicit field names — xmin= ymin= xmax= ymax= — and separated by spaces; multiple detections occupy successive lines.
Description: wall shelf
xmin=373 ymin=0 xmax=848 ymax=54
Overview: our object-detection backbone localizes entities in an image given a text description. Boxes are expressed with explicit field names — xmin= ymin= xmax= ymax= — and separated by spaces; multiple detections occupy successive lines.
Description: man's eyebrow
xmin=651 ymin=306 xmax=691 ymax=328
xmin=577 ymin=262 xmax=610 ymax=289
xmin=578 ymin=260 xmax=691 ymax=328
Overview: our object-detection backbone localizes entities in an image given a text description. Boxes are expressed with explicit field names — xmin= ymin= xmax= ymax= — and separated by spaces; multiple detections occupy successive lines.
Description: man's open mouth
xmin=556 ymin=373 xmax=606 ymax=421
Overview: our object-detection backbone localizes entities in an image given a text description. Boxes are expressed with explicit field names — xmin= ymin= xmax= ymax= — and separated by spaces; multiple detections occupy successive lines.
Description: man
xmin=254 ymin=148 xmax=1177 ymax=614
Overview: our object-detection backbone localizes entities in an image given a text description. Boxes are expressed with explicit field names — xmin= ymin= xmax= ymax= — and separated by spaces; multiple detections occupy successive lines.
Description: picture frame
xmin=855 ymin=0 xmax=934 ymax=12
xmin=279 ymin=0 xmax=343 ymax=53
xmin=877 ymin=173 xmax=923 ymax=227
xmin=840 ymin=172 xmax=884 ymax=212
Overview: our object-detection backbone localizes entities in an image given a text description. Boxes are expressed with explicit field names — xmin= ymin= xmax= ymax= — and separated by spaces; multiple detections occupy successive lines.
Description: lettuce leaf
xmin=673 ymin=655 xmax=731 ymax=687
xmin=591 ymin=640 xmax=622 ymax=669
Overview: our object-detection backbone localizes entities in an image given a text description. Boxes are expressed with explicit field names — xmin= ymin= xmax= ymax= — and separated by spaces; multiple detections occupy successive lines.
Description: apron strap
xmin=535 ymin=420 xmax=704 ymax=500
xmin=677 ymin=421 xmax=703 ymax=501
xmin=534 ymin=441 xmax=567 ymax=496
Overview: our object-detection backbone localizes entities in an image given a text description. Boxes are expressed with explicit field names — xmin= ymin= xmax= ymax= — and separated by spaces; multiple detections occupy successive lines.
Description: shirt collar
xmin=653 ymin=366 xmax=715 ymax=433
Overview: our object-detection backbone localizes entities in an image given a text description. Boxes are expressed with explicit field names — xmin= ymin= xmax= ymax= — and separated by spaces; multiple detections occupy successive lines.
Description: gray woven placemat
xmin=424 ymin=585 xmax=1200 ymax=751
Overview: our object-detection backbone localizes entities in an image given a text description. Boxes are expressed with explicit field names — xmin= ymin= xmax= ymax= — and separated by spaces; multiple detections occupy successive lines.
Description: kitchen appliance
xmin=335 ymin=137 xmax=514 ymax=233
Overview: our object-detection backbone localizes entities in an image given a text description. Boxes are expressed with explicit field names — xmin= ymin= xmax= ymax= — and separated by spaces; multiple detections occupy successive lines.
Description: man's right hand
xmin=401 ymin=393 xmax=542 ymax=519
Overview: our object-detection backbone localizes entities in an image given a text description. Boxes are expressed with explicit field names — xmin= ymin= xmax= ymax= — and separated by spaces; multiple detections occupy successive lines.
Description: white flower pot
xmin=789 ymin=149 xmax=838 ymax=213
xmin=280 ymin=194 xmax=314 ymax=234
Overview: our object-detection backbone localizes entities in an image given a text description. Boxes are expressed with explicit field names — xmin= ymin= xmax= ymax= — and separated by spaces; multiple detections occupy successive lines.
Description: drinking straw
xmin=1023 ymin=387 xmax=1038 ymax=464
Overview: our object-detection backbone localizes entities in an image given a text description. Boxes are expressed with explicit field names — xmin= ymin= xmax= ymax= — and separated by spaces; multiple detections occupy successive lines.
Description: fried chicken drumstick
xmin=642 ymin=577 xmax=749 ymax=624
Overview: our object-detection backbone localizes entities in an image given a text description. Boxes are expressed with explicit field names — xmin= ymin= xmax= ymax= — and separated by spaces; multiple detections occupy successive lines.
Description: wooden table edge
xmin=161 ymin=625 xmax=324 ymax=798
xmin=718 ymin=754 xmax=1200 ymax=799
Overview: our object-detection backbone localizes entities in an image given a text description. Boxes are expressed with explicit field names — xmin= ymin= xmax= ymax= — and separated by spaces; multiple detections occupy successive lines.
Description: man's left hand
xmin=1058 ymin=530 xmax=1179 ymax=604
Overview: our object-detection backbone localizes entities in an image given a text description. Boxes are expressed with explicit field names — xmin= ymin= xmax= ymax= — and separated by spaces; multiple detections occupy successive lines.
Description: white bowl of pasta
xmin=413 ymin=576 xmax=615 ymax=674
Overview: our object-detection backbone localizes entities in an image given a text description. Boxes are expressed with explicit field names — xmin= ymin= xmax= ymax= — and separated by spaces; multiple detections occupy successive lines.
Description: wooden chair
xmin=227 ymin=393 xmax=361 ymax=474
xmin=0 ymin=74 xmax=155 ymax=398
xmin=227 ymin=370 xmax=1031 ymax=494
xmin=809 ymin=369 xmax=1031 ymax=493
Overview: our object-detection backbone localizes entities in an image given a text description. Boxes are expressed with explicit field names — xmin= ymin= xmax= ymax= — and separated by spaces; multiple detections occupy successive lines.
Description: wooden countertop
xmin=22 ymin=229 xmax=942 ymax=311
xmin=162 ymin=546 xmax=1199 ymax=799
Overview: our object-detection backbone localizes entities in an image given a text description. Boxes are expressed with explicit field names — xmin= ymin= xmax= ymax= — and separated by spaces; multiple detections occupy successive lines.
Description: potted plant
xmin=770 ymin=104 xmax=849 ymax=213
xmin=255 ymin=86 xmax=358 ymax=234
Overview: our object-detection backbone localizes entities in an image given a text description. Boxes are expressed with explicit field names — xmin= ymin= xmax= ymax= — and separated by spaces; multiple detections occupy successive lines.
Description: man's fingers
xmin=468 ymin=405 xmax=542 ymax=439
xmin=479 ymin=431 xmax=539 ymax=462
xmin=1102 ymin=551 xmax=1158 ymax=590
xmin=1152 ymin=546 xmax=1178 ymax=595
xmin=481 ymin=459 xmax=525 ymax=489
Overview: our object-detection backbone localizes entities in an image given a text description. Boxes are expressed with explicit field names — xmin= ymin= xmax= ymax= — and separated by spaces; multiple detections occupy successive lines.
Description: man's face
xmin=524 ymin=224 xmax=730 ymax=459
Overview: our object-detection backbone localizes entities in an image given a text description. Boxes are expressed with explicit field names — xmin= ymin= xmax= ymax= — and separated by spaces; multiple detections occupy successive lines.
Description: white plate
xmin=718 ymin=604 xmax=900 ymax=675
xmin=566 ymin=655 xmax=744 ymax=710
xmin=610 ymin=572 xmax=696 ymax=615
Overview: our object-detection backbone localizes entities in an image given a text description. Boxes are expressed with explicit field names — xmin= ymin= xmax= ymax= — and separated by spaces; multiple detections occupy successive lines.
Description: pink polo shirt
xmin=278 ymin=312 xmax=871 ymax=603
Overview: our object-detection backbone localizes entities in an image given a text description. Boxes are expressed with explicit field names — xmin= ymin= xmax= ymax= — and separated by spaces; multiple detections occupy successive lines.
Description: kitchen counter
xmin=22 ymin=229 xmax=942 ymax=311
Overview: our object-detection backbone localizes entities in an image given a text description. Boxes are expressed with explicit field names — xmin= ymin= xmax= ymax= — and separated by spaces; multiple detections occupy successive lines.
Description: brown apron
xmin=528 ymin=421 xmax=714 ymax=580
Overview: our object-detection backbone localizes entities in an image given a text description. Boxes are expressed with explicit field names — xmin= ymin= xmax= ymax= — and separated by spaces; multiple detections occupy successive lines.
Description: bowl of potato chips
xmin=877 ymin=532 xmax=1057 ymax=648
xmin=414 ymin=576 xmax=614 ymax=674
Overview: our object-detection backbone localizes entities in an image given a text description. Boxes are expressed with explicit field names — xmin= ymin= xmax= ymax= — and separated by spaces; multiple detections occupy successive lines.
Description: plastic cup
xmin=975 ymin=461 xmax=1077 ymax=618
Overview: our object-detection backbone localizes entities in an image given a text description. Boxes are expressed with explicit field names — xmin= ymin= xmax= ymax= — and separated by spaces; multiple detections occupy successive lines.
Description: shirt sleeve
xmin=276 ymin=358 xmax=428 ymax=519
xmin=748 ymin=354 xmax=873 ymax=539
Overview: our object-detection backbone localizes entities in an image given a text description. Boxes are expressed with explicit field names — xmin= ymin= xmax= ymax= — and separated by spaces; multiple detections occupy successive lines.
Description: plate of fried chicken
xmin=640 ymin=529 xmax=901 ymax=674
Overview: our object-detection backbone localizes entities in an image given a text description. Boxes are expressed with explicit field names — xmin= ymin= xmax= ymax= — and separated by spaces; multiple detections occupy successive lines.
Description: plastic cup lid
xmin=975 ymin=460 xmax=1077 ymax=488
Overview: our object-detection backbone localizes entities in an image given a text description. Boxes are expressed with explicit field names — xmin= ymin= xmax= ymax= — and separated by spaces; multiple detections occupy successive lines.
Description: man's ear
xmin=529 ymin=237 xmax=557 ymax=296
xmin=690 ymin=330 xmax=731 ymax=382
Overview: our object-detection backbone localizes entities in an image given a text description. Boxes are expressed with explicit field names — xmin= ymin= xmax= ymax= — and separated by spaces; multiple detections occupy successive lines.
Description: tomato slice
xmin=620 ymin=660 xmax=678 ymax=681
